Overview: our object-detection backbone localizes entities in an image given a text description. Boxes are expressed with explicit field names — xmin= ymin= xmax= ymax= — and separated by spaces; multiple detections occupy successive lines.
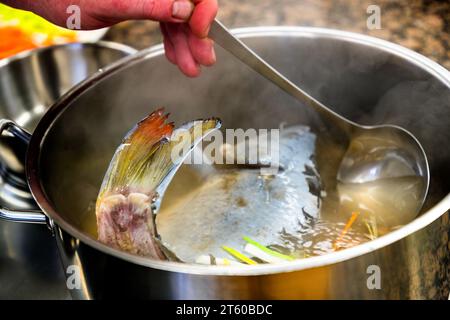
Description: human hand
xmin=3 ymin=0 xmax=218 ymax=77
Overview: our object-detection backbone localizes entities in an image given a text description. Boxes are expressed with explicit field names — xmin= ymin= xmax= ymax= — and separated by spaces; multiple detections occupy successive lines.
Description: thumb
xmin=80 ymin=0 xmax=194 ymax=28
xmin=151 ymin=0 xmax=194 ymax=22
xmin=104 ymin=0 xmax=194 ymax=22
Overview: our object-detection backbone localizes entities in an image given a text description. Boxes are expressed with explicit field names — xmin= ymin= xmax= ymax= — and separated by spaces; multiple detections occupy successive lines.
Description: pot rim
xmin=27 ymin=26 xmax=450 ymax=276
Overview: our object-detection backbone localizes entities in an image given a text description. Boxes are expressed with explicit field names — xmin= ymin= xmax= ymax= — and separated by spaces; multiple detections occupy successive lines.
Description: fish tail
xmin=98 ymin=107 xmax=221 ymax=205
xmin=98 ymin=108 xmax=174 ymax=197
xmin=148 ymin=117 xmax=222 ymax=198
xmin=95 ymin=108 xmax=221 ymax=260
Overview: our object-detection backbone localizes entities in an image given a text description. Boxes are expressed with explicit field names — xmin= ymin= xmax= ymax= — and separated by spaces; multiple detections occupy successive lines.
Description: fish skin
xmin=157 ymin=126 xmax=321 ymax=263
xmin=96 ymin=108 xmax=221 ymax=260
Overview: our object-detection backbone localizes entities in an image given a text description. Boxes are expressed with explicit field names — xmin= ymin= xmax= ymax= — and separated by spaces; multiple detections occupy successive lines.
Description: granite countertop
xmin=104 ymin=0 xmax=450 ymax=70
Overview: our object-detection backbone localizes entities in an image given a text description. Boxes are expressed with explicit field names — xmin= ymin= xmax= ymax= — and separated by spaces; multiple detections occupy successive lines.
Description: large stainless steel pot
xmin=0 ymin=42 xmax=136 ymax=299
xmin=1 ymin=27 xmax=449 ymax=299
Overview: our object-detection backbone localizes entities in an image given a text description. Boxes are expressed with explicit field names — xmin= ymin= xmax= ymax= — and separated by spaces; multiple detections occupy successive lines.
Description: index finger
xmin=189 ymin=0 xmax=218 ymax=38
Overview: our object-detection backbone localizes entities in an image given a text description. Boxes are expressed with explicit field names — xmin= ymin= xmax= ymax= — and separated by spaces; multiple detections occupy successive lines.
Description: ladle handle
xmin=209 ymin=20 xmax=352 ymax=134
xmin=0 ymin=120 xmax=47 ymax=224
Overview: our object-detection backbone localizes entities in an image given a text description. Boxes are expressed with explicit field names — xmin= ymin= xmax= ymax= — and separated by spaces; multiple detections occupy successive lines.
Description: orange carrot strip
xmin=333 ymin=212 xmax=359 ymax=251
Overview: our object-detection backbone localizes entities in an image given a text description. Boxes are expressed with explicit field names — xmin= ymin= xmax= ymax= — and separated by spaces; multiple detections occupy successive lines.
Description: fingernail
xmin=172 ymin=1 xmax=194 ymax=21
xmin=204 ymin=25 xmax=211 ymax=37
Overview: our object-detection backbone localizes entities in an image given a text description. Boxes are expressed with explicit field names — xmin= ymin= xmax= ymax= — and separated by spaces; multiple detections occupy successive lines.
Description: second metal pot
xmin=0 ymin=41 xmax=136 ymax=299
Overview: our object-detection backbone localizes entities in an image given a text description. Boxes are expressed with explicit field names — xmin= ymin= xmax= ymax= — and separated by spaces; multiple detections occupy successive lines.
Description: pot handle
xmin=0 ymin=119 xmax=47 ymax=224
xmin=0 ymin=208 xmax=47 ymax=224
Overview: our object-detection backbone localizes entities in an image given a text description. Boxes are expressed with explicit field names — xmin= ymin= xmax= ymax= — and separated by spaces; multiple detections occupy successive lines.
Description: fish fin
xmin=98 ymin=108 xmax=174 ymax=199
xmin=150 ymin=118 xmax=222 ymax=210
xmin=98 ymin=108 xmax=221 ymax=203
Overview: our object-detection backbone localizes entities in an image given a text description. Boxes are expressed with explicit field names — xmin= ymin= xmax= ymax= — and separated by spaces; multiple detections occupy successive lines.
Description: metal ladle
xmin=209 ymin=20 xmax=430 ymax=211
